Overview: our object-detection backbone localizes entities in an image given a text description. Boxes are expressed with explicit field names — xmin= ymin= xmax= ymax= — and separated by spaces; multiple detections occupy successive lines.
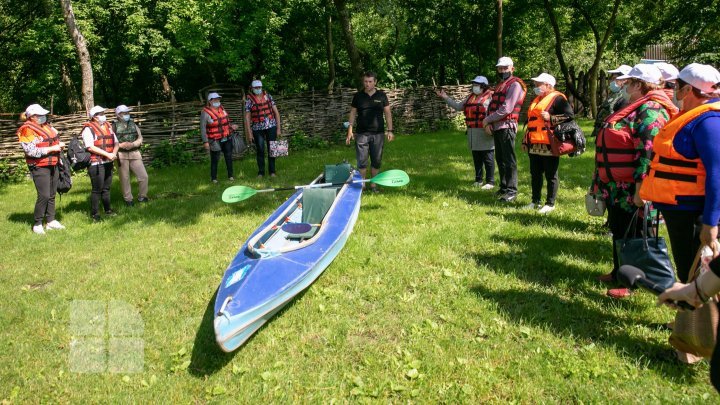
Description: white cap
xmin=471 ymin=76 xmax=489 ymax=85
xmin=89 ymin=105 xmax=106 ymax=117
xmin=207 ymin=92 xmax=221 ymax=101
xmin=607 ymin=64 xmax=632 ymax=75
xmin=530 ymin=73 xmax=556 ymax=87
xmin=655 ymin=62 xmax=679 ymax=81
xmin=617 ymin=64 xmax=663 ymax=85
xmin=678 ymin=63 xmax=720 ymax=94
xmin=115 ymin=104 xmax=132 ymax=114
xmin=251 ymin=80 xmax=262 ymax=87
xmin=25 ymin=104 xmax=49 ymax=117
xmin=496 ymin=57 xmax=514 ymax=67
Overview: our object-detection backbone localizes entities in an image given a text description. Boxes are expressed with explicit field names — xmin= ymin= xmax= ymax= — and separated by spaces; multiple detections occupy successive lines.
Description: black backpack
xmin=67 ymin=136 xmax=91 ymax=171
xmin=57 ymin=154 xmax=72 ymax=194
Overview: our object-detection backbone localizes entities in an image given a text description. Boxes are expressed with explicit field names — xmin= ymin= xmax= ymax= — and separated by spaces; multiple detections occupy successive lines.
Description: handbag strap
xmin=688 ymin=248 xmax=703 ymax=282
xmin=622 ymin=208 xmax=642 ymax=240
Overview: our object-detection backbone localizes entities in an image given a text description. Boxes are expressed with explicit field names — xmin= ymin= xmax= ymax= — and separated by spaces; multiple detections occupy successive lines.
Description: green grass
xmin=0 ymin=121 xmax=716 ymax=402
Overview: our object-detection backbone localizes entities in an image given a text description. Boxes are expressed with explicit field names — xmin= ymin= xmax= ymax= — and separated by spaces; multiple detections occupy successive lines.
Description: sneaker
xmin=607 ymin=288 xmax=632 ymax=299
xmin=211 ymin=179 xmax=218 ymax=184
xmin=481 ymin=183 xmax=494 ymax=190
xmin=270 ymin=173 xmax=276 ymax=178
xmin=499 ymin=194 xmax=516 ymax=203
xmin=229 ymin=177 xmax=235 ymax=181
xmin=45 ymin=220 xmax=65 ymax=230
xmin=125 ymin=200 xmax=135 ymax=207
xmin=137 ymin=197 xmax=149 ymax=203
xmin=32 ymin=225 xmax=46 ymax=235
xmin=91 ymin=214 xmax=102 ymax=222
xmin=472 ymin=182 xmax=483 ymax=188
xmin=597 ymin=273 xmax=615 ymax=283
xmin=105 ymin=210 xmax=117 ymax=217
xmin=257 ymin=174 xmax=264 ymax=179
xmin=523 ymin=202 xmax=538 ymax=210
xmin=495 ymin=190 xmax=506 ymax=198
xmin=538 ymin=205 xmax=555 ymax=214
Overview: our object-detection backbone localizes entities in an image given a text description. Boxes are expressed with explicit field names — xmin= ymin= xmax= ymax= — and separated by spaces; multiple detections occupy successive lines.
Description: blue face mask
xmin=211 ymin=102 xmax=221 ymax=108
xmin=253 ymin=88 xmax=262 ymax=95
xmin=609 ymin=81 xmax=621 ymax=93
xmin=122 ymin=115 xmax=131 ymax=122
xmin=533 ymin=87 xmax=543 ymax=96
xmin=36 ymin=115 xmax=47 ymax=124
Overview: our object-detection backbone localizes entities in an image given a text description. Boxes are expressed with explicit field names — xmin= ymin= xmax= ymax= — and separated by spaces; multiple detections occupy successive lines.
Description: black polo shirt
xmin=351 ymin=90 xmax=389 ymax=133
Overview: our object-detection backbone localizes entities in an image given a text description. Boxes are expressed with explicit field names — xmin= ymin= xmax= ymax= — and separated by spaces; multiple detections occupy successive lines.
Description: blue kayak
xmin=214 ymin=164 xmax=362 ymax=352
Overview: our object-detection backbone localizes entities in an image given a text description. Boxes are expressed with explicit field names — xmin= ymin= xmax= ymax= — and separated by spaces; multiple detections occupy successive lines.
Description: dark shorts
xmin=355 ymin=132 xmax=384 ymax=169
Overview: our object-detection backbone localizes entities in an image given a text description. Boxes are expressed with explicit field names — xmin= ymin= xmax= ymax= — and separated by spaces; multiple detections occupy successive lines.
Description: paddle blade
xmin=369 ymin=169 xmax=410 ymax=187
xmin=222 ymin=186 xmax=257 ymax=203
xmin=281 ymin=223 xmax=314 ymax=234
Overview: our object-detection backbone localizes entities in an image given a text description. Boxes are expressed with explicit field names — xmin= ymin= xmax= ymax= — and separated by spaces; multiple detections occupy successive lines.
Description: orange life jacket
xmin=203 ymin=106 xmax=231 ymax=140
xmin=526 ymin=91 xmax=565 ymax=145
xmin=595 ymin=90 xmax=678 ymax=184
xmin=463 ymin=90 xmax=493 ymax=128
xmin=84 ymin=121 xmax=116 ymax=164
xmin=639 ymin=101 xmax=720 ymax=205
xmin=487 ymin=76 xmax=527 ymax=123
xmin=247 ymin=92 xmax=275 ymax=124
xmin=17 ymin=121 xmax=60 ymax=167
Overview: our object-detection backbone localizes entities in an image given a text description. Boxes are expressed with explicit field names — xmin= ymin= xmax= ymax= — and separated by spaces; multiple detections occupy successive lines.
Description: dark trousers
xmin=712 ymin=312 xmax=720 ymax=393
xmin=210 ymin=137 xmax=234 ymax=180
xmin=492 ymin=128 xmax=518 ymax=195
xmin=528 ymin=153 xmax=559 ymax=205
xmin=30 ymin=165 xmax=58 ymax=226
xmin=607 ymin=204 xmax=647 ymax=278
xmin=89 ymin=162 xmax=113 ymax=215
xmin=253 ymin=126 xmax=277 ymax=175
xmin=661 ymin=209 xmax=702 ymax=283
xmin=471 ymin=150 xmax=494 ymax=184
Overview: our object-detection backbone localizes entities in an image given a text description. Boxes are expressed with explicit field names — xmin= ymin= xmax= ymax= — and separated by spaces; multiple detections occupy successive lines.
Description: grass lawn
xmin=0 ymin=120 xmax=716 ymax=402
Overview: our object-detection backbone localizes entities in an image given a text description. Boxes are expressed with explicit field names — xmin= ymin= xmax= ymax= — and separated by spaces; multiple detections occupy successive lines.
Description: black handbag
xmin=615 ymin=203 xmax=676 ymax=289
xmin=551 ymin=120 xmax=586 ymax=157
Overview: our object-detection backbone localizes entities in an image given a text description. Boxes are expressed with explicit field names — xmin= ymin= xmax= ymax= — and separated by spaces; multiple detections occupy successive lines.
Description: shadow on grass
xmin=469 ymin=284 xmax=702 ymax=381
xmin=485 ymin=209 xmax=605 ymax=235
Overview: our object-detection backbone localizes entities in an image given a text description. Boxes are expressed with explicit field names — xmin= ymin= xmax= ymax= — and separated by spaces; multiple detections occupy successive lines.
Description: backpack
xmin=67 ymin=136 xmax=91 ymax=171
xmin=57 ymin=154 xmax=72 ymax=194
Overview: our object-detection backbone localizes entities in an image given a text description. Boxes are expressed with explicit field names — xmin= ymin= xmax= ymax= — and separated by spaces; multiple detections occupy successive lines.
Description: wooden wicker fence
xmin=0 ymin=85 xmax=534 ymax=168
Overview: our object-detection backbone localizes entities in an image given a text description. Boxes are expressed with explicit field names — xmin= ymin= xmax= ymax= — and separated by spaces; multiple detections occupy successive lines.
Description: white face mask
xmin=96 ymin=115 xmax=107 ymax=123
xmin=533 ymin=87 xmax=543 ymax=96
xmin=253 ymin=88 xmax=262 ymax=95
xmin=36 ymin=115 xmax=47 ymax=124
xmin=472 ymin=85 xmax=482 ymax=95
xmin=211 ymin=102 xmax=221 ymax=108
xmin=122 ymin=114 xmax=131 ymax=122
xmin=673 ymin=86 xmax=685 ymax=110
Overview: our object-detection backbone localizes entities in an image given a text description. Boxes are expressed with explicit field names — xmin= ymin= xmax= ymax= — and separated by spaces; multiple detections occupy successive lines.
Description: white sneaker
xmin=32 ymin=225 xmax=46 ymax=235
xmin=480 ymin=183 xmax=494 ymax=190
xmin=538 ymin=205 xmax=556 ymax=214
xmin=472 ymin=182 xmax=483 ymax=188
xmin=46 ymin=220 xmax=66 ymax=230
xmin=523 ymin=202 xmax=538 ymax=210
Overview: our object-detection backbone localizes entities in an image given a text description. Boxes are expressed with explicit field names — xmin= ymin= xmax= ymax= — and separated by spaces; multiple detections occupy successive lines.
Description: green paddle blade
xmin=369 ymin=169 xmax=410 ymax=187
xmin=222 ymin=186 xmax=258 ymax=203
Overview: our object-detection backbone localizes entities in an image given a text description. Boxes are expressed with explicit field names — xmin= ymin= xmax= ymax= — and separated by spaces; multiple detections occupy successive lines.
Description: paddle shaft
xmin=255 ymin=178 xmax=374 ymax=194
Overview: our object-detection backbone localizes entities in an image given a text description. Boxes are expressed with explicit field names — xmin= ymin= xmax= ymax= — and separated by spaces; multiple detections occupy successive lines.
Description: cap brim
xmin=615 ymin=74 xmax=632 ymax=80
xmin=496 ymin=63 xmax=512 ymax=67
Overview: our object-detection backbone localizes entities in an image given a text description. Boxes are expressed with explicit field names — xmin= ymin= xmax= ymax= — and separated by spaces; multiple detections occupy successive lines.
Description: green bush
xmin=150 ymin=131 xmax=198 ymax=169
xmin=288 ymin=130 xmax=330 ymax=151
xmin=0 ymin=159 xmax=28 ymax=184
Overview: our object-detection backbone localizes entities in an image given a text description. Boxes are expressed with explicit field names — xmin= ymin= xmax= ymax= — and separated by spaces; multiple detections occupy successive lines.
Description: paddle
xmin=222 ymin=169 xmax=410 ymax=203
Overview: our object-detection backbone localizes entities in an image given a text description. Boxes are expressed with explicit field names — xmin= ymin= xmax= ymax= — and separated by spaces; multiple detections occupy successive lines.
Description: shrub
xmin=288 ymin=130 xmax=329 ymax=151
xmin=0 ymin=159 xmax=28 ymax=184
xmin=150 ymin=131 xmax=198 ymax=169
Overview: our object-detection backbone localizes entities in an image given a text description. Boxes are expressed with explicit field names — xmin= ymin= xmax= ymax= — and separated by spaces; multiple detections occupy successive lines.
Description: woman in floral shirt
xmin=593 ymin=64 xmax=678 ymax=298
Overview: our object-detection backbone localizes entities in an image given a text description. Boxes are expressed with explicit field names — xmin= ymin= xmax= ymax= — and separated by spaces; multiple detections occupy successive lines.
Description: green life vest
xmin=114 ymin=120 xmax=138 ymax=143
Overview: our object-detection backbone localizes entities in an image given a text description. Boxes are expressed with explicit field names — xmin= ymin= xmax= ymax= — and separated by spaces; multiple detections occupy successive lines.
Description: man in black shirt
xmin=346 ymin=72 xmax=394 ymax=192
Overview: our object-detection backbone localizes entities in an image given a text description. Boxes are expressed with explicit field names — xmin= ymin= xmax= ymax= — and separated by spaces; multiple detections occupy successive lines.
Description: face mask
xmin=122 ymin=115 xmax=131 ymax=122
xmin=96 ymin=115 xmax=107 ymax=123
xmin=620 ymin=85 xmax=630 ymax=101
xmin=472 ymin=85 xmax=482 ymax=95
xmin=36 ymin=115 xmax=47 ymax=124
xmin=673 ymin=87 xmax=685 ymax=110
xmin=609 ymin=81 xmax=621 ymax=93
xmin=533 ymin=87 xmax=543 ymax=96
xmin=498 ymin=71 xmax=511 ymax=81
xmin=253 ymin=88 xmax=262 ymax=95
xmin=211 ymin=102 xmax=221 ymax=108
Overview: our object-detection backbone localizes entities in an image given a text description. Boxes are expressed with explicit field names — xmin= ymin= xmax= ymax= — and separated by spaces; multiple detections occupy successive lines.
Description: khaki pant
xmin=118 ymin=157 xmax=148 ymax=202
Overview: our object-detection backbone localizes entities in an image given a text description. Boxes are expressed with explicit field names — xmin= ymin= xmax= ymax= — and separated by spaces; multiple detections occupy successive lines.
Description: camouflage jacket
xmin=591 ymin=92 xmax=627 ymax=137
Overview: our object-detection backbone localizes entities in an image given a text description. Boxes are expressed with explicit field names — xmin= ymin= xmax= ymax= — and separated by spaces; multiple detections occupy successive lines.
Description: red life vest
xmin=595 ymin=90 xmax=678 ymax=184
xmin=203 ymin=106 xmax=231 ymax=140
xmin=526 ymin=91 xmax=565 ymax=145
xmin=639 ymin=101 xmax=720 ymax=205
xmin=84 ymin=121 xmax=116 ymax=164
xmin=17 ymin=121 xmax=60 ymax=167
xmin=463 ymin=91 xmax=493 ymax=128
xmin=247 ymin=92 xmax=275 ymax=124
xmin=487 ymin=76 xmax=527 ymax=123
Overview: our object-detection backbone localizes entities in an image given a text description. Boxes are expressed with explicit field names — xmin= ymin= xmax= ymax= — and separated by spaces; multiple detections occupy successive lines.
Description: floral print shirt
xmin=593 ymin=100 xmax=670 ymax=212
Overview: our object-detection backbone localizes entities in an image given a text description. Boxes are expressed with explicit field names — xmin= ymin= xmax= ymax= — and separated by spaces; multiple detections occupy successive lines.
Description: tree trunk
xmin=160 ymin=73 xmax=176 ymax=103
xmin=332 ymin=0 xmax=363 ymax=86
xmin=496 ymin=0 xmax=503 ymax=58
xmin=60 ymin=63 xmax=82 ymax=112
xmin=326 ymin=7 xmax=336 ymax=91
xmin=60 ymin=0 xmax=94 ymax=114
